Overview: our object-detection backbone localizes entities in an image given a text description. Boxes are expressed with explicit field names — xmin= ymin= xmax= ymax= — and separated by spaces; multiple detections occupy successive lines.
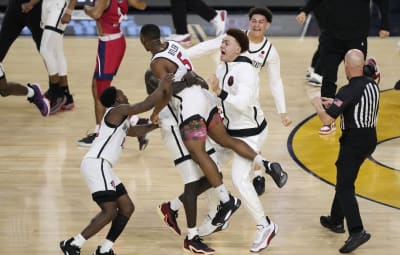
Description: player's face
xmin=140 ymin=34 xmax=150 ymax=51
xmin=116 ymin=89 xmax=129 ymax=104
xmin=249 ymin=14 xmax=270 ymax=38
xmin=220 ymin=35 xmax=241 ymax=62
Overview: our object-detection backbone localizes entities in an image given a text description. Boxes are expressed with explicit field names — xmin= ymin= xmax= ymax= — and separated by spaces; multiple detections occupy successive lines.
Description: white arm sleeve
xmin=265 ymin=46 xmax=287 ymax=114
xmin=186 ymin=35 xmax=224 ymax=59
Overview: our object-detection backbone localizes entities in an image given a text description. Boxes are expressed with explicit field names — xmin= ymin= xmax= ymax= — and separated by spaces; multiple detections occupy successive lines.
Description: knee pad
xmin=96 ymin=79 xmax=112 ymax=99
xmin=180 ymin=115 xmax=207 ymax=142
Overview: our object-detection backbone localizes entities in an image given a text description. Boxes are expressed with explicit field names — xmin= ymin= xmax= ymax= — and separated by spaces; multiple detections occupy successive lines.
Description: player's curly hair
xmin=100 ymin=86 xmax=117 ymax=108
xmin=226 ymin=28 xmax=249 ymax=53
xmin=248 ymin=6 xmax=273 ymax=23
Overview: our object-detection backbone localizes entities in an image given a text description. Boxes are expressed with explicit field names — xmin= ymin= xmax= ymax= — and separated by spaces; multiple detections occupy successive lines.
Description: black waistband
xmin=227 ymin=119 xmax=267 ymax=137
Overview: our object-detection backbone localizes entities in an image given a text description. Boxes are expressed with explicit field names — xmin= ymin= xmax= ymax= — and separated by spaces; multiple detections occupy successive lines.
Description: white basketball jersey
xmin=151 ymin=40 xmax=194 ymax=81
xmin=84 ymin=107 xmax=130 ymax=166
xmin=242 ymin=31 xmax=273 ymax=72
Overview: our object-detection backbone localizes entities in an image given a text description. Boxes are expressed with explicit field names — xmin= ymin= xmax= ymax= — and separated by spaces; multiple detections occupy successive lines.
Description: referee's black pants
xmin=330 ymin=129 xmax=377 ymax=234
xmin=319 ymin=32 xmax=368 ymax=99
xmin=0 ymin=0 xmax=42 ymax=62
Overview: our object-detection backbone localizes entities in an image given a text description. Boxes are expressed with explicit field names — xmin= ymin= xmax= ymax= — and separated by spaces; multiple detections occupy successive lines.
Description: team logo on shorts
xmin=228 ymin=76 xmax=234 ymax=86
xmin=110 ymin=180 xmax=116 ymax=188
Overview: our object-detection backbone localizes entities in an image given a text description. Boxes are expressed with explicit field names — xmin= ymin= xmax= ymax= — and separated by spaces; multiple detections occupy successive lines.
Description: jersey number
xmin=177 ymin=52 xmax=193 ymax=71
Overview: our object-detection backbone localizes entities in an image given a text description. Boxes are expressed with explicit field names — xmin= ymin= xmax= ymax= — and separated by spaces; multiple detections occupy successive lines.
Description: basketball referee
xmin=311 ymin=49 xmax=380 ymax=253
xmin=0 ymin=0 xmax=43 ymax=62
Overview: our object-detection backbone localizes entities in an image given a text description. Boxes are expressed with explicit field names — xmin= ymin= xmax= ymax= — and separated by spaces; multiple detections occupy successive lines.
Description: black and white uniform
xmin=325 ymin=76 xmax=379 ymax=233
xmin=152 ymin=41 xmax=216 ymax=124
xmin=40 ymin=0 xmax=69 ymax=76
xmin=81 ymin=107 xmax=130 ymax=196
xmin=214 ymin=55 xmax=268 ymax=222
xmin=153 ymin=41 xmax=219 ymax=184
xmin=158 ymin=105 xmax=218 ymax=184
xmin=186 ymin=32 xmax=287 ymax=115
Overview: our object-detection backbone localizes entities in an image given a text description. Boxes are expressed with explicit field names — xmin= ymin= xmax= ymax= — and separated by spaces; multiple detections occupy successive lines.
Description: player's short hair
xmin=140 ymin=24 xmax=161 ymax=40
xmin=248 ymin=6 xmax=273 ymax=23
xmin=100 ymin=86 xmax=117 ymax=108
xmin=226 ymin=28 xmax=249 ymax=53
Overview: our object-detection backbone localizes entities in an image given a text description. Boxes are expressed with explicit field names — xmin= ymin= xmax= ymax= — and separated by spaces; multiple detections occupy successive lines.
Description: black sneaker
xmin=339 ymin=230 xmax=371 ymax=253
xmin=62 ymin=93 xmax=75 ymax=110
xmin=252 ymin=176 xmax=265 ymax=196
xmin=50 ymin=94 xmax=66 ymax=114
xmin=320 ymin=216 xmax=345 ymax=233
xmin=93 ymin=246 xmax=115 ymax=255
xmin=212 ymin=195 xmax=241 ymax=227
xmin=183 ymin=235 xmax=215 ymax=255
xmin=60 ymin=238 xmax=81 ymax=255
xmin=394 ymin=80 xmax=400 ymax=90
xmin=263 ymin=161 xmax=288 ymax=188
xmin=77 ymin=133 xmax=97 ymax=147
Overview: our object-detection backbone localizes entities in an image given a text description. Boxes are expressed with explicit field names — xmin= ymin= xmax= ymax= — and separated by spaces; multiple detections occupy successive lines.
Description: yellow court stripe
xmin=288 ymin=89 xmax=400 ymax=209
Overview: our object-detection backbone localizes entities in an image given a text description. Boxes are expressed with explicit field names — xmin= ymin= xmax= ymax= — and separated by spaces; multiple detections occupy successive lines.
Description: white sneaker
xmin=198 ymin=214 xmax=229 ymax=237
xmin=306 ymin=66 xmax=314 ymax=79
xmin=250 ymin=219 xmax=278 ymax=253
xmin=211 ymin=10 xmax=227 ymax=36
xmin=319 ymin=122 xmax=336 ymax=135
xmin=308 ymin=72 xmax=322 ymax=86
xmin=165 ymin=33 xmax=192 ymax=47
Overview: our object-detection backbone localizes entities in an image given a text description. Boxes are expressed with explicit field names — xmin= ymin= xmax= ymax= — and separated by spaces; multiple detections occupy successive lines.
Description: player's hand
xmin=321 ymin=97 xmax=333 ymax=108
xmin=296 ymin=12 xmax=306 ymax=25
xmin=207 ymin=74 xmax=220 ymax=95
xmin=21 ymin=2 xmax=34 ymax=13
xmin=379 ymin=30 xmax=390 ymax=38
xmin=130 ymin=0 xmax=147 ymax=10
xmin=150 ymin=111 xmax=159 ymax=125
xmin=280 ymin=113 xmax=292 ymax=126
xmin=61 ymin=13 xmax=72 ymax=24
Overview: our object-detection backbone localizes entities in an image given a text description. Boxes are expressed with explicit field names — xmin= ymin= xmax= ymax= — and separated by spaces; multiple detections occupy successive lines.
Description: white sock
xmin=187 ymin=227 xmax=198 ymax=240
xmin=26 ymin=86 xmax=34 ymax=98
xmin=71 ymin=234 xmax=86 ymax=248
xmin=253 ymin=154 xmax=265 ymax=166
xmin=170 ymin=197 xmax=183 ymax=211
xmin=100 ymin=239 xmax=114 ymax=253
xmin=215 ymin=184 xmax=230 ymax=203
xmin=254 ymin=169 xmax=262 ymax=177
xmin=94 ymin=124 xmax=100 ymax=134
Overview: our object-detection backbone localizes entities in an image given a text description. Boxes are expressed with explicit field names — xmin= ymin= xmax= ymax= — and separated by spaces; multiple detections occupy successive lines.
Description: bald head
xmin=344 ymin=49 xmax=365 ymax=79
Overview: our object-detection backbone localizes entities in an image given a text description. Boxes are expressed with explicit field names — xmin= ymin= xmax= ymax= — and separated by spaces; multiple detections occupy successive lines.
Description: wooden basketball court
xmin=0 ymin=36 xmax=399 ymax=255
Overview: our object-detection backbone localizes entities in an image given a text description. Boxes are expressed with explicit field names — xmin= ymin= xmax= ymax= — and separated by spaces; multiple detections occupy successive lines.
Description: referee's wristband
xmin=65 ymin=8 xmax=73 ymax=15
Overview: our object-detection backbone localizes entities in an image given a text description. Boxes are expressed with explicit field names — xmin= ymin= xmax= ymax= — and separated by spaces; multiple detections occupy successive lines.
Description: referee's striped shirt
xmin=326 ymin=76 xmax=380 ymax=130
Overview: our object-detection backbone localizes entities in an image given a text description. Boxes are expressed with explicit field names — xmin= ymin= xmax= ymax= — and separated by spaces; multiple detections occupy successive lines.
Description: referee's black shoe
xmin=339 ymin=230 xmax=371 ymax=253
xmin=252 ymin=176 xmax=266 ymax=195
xmin=263 ymin=161 xmax=288 ymax=188
xmin=320 ymin=216 xmax=345 ymax=233
xmin=394 ymin=80 xmax=400 ymax=90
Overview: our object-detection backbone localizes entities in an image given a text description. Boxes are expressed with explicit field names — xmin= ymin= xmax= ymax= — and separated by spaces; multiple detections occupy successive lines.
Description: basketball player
xmin=140 ymin=23 xmax=287 ymax=253
xmin=145 ymin=70 xmax=221 ymax=254
xmin=205 ymin=28 xmax=279 ymax=252
xmin=77 ymin=0 xmax=149 ymax=150
xmin=40 ymin=0 xmax=75 ymax=114
xmin=59 ymin=75 xmax=170 ymax=255
xmin=0 ymin=62 xmax=50 ymax=116
xmin=186 ymin=7 xmax=291 ymax=194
